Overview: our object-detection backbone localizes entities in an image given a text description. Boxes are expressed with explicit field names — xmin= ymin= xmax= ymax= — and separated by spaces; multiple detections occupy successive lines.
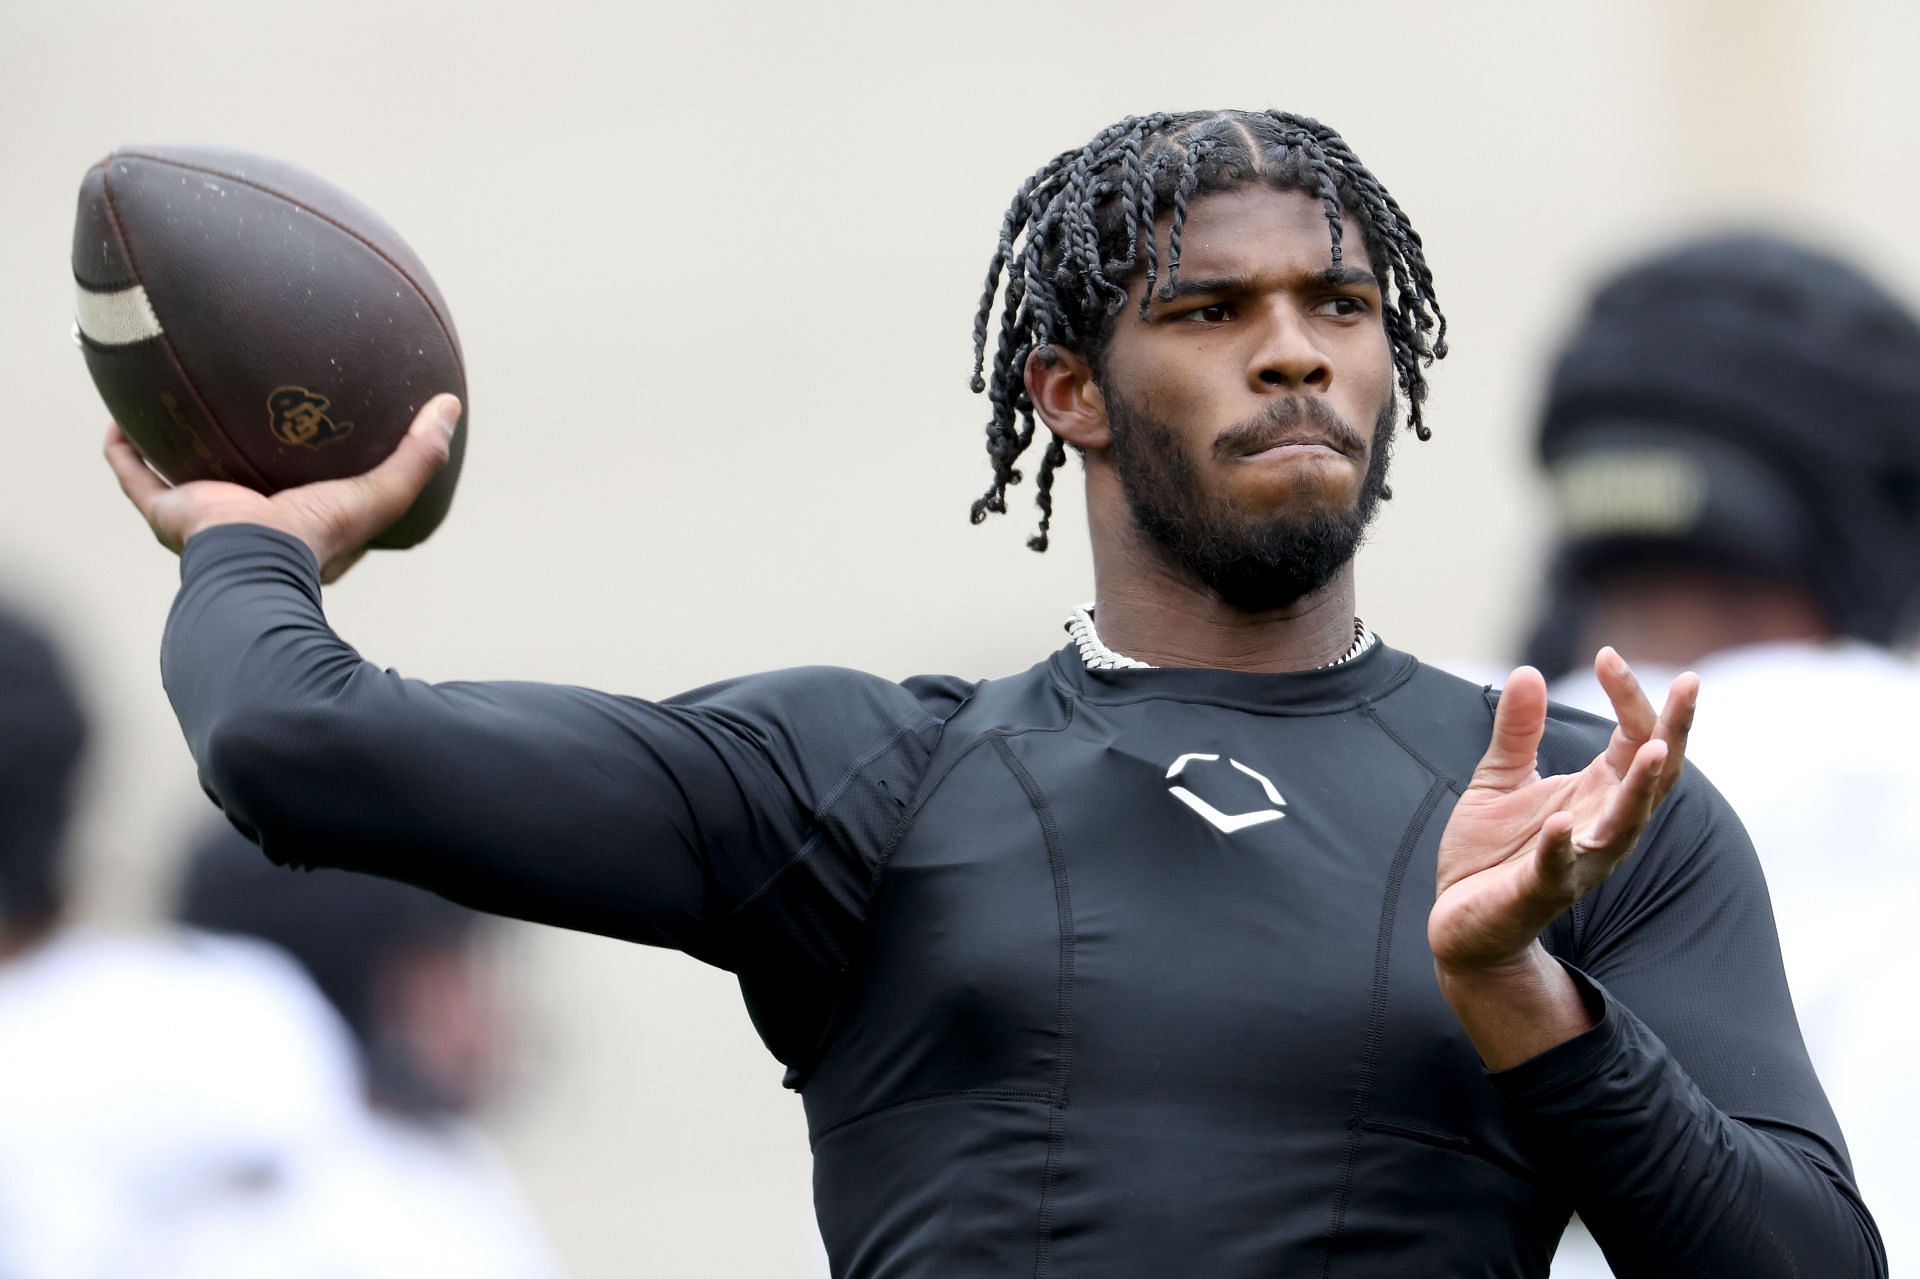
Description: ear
xmin=1025 ymin=344 xmax=1110 ymax=451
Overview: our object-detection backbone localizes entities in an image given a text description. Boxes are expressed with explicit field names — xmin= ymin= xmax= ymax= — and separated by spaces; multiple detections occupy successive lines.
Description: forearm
xmin=164 ymin=525 xmax=367 ymax=783
xmin=1494 ymin=966 xmax=1885 ymax=1277
xmin=161 ymin=523 xmax=723 ymax=948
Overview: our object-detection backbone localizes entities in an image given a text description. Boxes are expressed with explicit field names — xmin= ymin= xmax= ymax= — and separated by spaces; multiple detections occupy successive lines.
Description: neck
xmin=1089 ymin=524 xmax=1360 ymax=673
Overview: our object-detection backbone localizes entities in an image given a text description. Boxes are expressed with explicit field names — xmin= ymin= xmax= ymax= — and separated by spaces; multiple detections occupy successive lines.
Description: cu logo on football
xmin=1165 ymin=753 xmax=1288 ymax=834
xmin=267 ymin=385 xmax=355 ymax=450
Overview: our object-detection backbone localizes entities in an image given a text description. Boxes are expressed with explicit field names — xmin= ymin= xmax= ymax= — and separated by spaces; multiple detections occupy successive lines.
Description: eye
xmin=1184 ymin=302 xmax=1235 ymax=324
xmin=1315 ymin=296 xmax=1370 ymax=318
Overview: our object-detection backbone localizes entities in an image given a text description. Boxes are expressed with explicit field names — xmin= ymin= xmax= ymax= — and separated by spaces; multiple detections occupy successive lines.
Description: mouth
xmin=1213 ymin=398 xmax=1369 ymax=466
xmin=1235 ymin=435 xmax=1355 ymax=463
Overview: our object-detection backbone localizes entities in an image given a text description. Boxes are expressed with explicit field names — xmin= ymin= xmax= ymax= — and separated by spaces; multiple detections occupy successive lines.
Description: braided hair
xmin=968 ymin=110 xmax=1448 ymax=551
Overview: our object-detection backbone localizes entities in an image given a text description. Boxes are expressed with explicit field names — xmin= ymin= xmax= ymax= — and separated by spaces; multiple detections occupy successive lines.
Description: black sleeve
xmin=161 ymin=524 xmax=961 ymax=984
xmin=1501 ymin=759 xmax=1885 ymax=1277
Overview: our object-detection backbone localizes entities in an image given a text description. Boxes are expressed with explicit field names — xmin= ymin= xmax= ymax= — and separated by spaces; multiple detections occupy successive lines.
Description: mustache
xmin=1211 ymin=397 xmax=1366 ymax=461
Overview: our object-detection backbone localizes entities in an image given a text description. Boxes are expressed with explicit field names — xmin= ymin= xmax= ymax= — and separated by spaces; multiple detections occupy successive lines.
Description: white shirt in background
xmin=1547 ymin=640 xmax=1918 ymax=1278
xmin=0 ymin=929 xmax=567 ymax=1278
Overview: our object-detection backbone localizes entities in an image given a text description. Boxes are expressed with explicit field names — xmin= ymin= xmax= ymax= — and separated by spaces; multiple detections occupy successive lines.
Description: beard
xmin=1105 ymin=388 xmax=1397 ymax=613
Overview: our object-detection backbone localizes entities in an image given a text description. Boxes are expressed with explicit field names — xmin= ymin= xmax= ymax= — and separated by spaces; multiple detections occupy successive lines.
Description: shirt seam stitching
xmin=1356 ymin=1119 xmax=1541 ymax=1184
xmin=792 ymin=698 xmax=1069 ymax=1086
xmin=1360 ymin=702 xmax=1468 ymax=793
xmin=722 ymin=713 xmax=944 ymax=924
xmin=808 ymin=1087 xmax=1054 ymax=1148
xmin=991 ymin=733 xmax=1076 ymax=1279
xmin=1318 ymin=775 xmax=1450 ymax=1275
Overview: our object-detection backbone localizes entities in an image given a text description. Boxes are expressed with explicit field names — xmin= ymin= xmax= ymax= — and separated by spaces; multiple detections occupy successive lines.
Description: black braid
xmin=968 ymin=109 xmax=1448 ymax=545
xmin=1028 ymin=432 xmax=1071 ymax=551
xmin=1108 ymin=126 xmax=1146 ymax=285
xmin=1291 ymin=115 xmax=1448 ymax=438
xmin=1134 ymin=150 xmax=1166 ymax=317
xmin=1160 ymin=142 xmax=1197 ymax=298
xmin=1278 ymin=127 xmax=1346 ymax=266
xmin=971 ymin=173 xmax=1038 ymax=394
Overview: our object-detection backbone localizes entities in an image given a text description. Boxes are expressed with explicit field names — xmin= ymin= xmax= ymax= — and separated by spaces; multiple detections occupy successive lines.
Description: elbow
xmin=194 ymin=699 xmax=369 ymax=856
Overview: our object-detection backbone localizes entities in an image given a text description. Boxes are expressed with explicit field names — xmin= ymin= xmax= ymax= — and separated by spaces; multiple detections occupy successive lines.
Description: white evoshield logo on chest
xmin=1165 ymin=753 xmax=1288 ymax=834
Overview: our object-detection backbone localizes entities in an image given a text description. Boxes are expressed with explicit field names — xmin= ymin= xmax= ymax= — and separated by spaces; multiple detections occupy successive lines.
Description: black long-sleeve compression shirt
xmin=161 ymin=525 xmax=1885 ymax=1278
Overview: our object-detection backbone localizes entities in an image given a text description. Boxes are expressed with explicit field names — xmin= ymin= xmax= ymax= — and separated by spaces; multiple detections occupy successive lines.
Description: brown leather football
xmin=73 ymin=146 xmax=467 ymax=549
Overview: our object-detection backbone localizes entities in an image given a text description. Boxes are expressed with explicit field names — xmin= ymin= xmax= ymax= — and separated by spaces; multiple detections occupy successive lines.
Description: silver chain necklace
xmin=1066 ymin=604 xmax=1375 ymax=672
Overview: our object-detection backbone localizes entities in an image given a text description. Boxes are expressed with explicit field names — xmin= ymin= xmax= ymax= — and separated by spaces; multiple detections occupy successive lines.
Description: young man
xmin=106 ymin=111 xmax=1883 ymax=1276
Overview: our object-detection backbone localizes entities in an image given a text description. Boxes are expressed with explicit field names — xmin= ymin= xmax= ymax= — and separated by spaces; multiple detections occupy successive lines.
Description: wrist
xmin=1434 ymin=942 xmax=1556 ymax=992
xmin=1435 ymin=944 xmax=1593 ymax=1071
xmin=180 ymin=507 xmax=318 ymax=556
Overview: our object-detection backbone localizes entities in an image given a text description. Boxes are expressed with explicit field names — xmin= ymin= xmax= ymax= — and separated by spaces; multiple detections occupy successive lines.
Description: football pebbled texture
xmin=73 ymin=146 xmax=467 ymax=549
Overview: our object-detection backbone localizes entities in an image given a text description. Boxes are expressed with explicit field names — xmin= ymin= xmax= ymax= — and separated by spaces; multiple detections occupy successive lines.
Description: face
xmin=1077 ymin=185 xmax=1399 ymax=610
xmin=375 ymin=940 xmax=506 ymax=1115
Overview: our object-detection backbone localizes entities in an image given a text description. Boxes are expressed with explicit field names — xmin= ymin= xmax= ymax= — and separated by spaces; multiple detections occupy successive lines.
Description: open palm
xmin=1430 ymin=651 xmax=1698 ymax=973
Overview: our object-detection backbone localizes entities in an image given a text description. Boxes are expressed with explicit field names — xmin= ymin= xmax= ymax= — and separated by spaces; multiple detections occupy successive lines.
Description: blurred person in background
xmin=1522 ymin=233 xmax=1920 ymax=1277
xmin=0 ymin=600 xmax=365 ymax=1277
xmin=0 ymin=602 xmax=564 ymax=1276
xmin=175 ymin=823 xmax=566 ymax=1278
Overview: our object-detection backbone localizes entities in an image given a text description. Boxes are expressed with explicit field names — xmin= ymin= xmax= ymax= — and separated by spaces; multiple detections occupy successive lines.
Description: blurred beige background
xmin=4 ymin=0 xmax=1918 ymax=1273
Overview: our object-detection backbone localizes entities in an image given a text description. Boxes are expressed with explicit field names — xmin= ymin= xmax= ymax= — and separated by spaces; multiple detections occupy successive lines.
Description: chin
xmin=1230 ymin=476 xmax=1363 ymax=523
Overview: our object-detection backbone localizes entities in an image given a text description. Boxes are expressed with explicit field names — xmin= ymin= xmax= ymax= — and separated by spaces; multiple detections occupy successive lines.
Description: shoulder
xmin=650 ymin=667 xmax=983 ymax=849
xmin=1365 ymin=655 xmax=1617 ymax=788
xmin=1568 ymin=755 xmax=1764 ymax=970
xmin=664 ymin=664 xmax=974 ymax=731
xmin=1418 ymin=657 xmax=1620 ymax=779
xmin=1530 ymin=679 xmax=1750 ymax=893
xmin=655 ymin=665 xmax=976 ymax=775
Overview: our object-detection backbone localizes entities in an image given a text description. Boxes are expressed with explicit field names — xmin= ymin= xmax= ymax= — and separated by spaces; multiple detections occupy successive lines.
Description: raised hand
xmin=1431 ymin=650 xmax=1699 ymax=978
xmin=105 ymin=394 xmax=459 ymax=583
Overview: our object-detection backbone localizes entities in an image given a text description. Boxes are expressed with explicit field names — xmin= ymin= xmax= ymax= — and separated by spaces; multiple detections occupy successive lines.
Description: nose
xmin=1248 ymin=302 xmax=1330 ymax=393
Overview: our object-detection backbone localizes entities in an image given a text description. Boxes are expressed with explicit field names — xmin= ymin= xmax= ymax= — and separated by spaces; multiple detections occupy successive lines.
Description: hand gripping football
xmin=73 ymin=146 xmax=467 ymax=548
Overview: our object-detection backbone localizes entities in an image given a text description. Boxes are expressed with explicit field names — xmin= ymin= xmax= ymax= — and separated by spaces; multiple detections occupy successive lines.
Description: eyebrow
xmin=1317 ymin=264 xmax=1382 ymax=291
xmin=1150 ymin=264 xmax=1382 ymax=304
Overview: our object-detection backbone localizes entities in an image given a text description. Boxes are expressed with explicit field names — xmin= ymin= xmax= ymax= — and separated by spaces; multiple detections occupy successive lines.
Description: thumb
xmin=1472 ymin=666 xmax=1548 ymax=790
xmin=346 ymin=394 xmax=460 ymax=527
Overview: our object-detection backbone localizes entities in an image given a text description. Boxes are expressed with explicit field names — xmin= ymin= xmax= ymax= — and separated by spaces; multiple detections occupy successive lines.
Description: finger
xmin=1533 ymin=809 xmax=1579 ymax=894
xmin=103 ymin=423 xmax=171 ymax=520
xmin=341 ymin=394 xmax=459 ymax=531
xmin=1472 ymin=666 xmax=1549 ymax=790
xmin=1578 ymin=737 xmax=1669 ymax=855
xmin=1650 ymin=672 xmax=1700 ymax=802
xmin=1596 ymin=647 xmax=1657 ymax=774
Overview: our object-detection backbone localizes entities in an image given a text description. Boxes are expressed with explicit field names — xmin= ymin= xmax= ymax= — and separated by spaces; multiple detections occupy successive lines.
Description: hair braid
xmin=1134 ymin=151 xmax=1167 ymax=317
xmin=1280 ymin=114 xmax=1448 ymax=438
xmin=971 ymin=173 xmax=1039 ymax=395
xmin=1159 ymin=137 xmax=1216 ymax=300
xmin=1108 ymin=126 xmax=1146 ymax=283
xmin=1028 ymin=432 xmax=1071 ymax=552
xmin=1273 ymin=126 xmax=1346 ymax=266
